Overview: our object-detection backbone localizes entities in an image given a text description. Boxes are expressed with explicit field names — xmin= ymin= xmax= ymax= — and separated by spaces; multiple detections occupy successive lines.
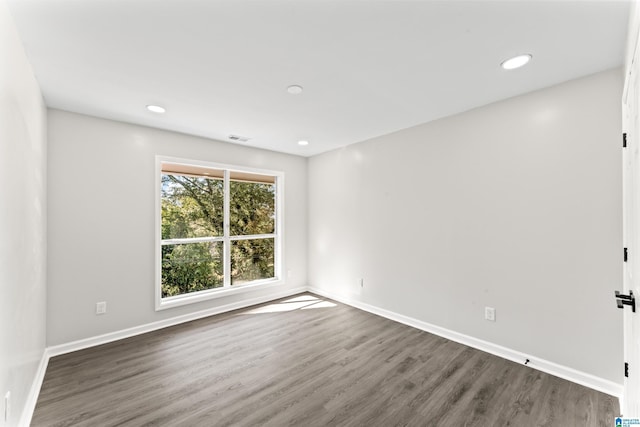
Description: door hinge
xmin=625 ymin=247 xmax=628 ymax=262
xmin=624 ymin=133 xmax=628 ymax=148
xmin=625 ymin=362 xmax=629 ymax=378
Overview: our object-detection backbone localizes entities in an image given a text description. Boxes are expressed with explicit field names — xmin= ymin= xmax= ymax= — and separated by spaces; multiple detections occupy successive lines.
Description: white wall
xmin=309 ymin=68 xmax=623 ymax=384
xmin=47 ymin=110 xmax=307 ymax=346
xmin=0 ymin=1 xmax=47 ymax=425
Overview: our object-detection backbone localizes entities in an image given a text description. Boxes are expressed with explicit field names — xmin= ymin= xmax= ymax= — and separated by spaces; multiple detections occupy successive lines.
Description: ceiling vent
xmin=228 ymin=134 xmax=250 ymax=143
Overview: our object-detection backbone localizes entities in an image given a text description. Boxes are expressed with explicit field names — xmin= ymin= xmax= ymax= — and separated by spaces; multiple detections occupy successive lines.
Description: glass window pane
xmin=161 ymin=174 xmax=224 ymax=239
xmin=162 ymin=242 xmax=223 ymax=297
xmin=230 ymin=179 xmax=275 ymax=236
xmin=231 ymin=238 xmax=275 ymax=285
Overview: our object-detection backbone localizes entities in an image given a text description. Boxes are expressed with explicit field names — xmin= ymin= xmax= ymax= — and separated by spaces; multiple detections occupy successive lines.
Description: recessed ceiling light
xmin=501 ymin=54 xmax=532 ymax=70
xmin=287 ymin=85 xmax=304 ymax=95
xmin=146 ymin=104 xmax=166 ymax=113
xmin=298 ymin=140 xmax=309 ymax=146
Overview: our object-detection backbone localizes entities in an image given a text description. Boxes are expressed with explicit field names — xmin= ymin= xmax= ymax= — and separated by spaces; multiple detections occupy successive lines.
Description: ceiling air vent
xmin=228 ymin=134 xmax=250 ymax=143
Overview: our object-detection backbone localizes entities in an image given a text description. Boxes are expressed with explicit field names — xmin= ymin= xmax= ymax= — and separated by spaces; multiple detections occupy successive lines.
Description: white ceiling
xmin=6 ymin=0 xmax=630 ymax=157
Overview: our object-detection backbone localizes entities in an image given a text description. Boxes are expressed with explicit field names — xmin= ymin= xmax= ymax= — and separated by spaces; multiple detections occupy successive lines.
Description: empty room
xmin=3 ymin=0 xmax=640 ymax=426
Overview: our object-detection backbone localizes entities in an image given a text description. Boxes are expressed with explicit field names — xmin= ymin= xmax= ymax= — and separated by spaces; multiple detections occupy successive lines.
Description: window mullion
xmin=161 ymin=236 xmax=224 ymax=245
xmin=223 ymin=169 xmax=231 ymax=288
xmin=229 ymin=234 xmax=276 ymax=241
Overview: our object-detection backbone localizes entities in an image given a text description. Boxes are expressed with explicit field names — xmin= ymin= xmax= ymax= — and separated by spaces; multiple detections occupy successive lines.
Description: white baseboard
xmin=27 ymin=284 xmax=623 ymax=427
xmin=308 ymin=286 xmax=624 ymax=400
xmin=23 ymin=286 xmax=306 ymax=426
xmin=48 ymin=286 xmax=307 ymax=357
xmin=19 ymin=349 xmax=50 ymax=427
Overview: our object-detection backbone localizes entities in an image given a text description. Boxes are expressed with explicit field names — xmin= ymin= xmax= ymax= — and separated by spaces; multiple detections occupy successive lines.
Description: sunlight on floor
xmin=241 ymin=294 xmax=336 ymax=314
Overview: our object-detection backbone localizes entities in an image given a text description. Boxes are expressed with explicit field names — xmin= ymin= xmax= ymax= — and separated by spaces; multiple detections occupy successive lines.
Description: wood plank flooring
xmin=32 ymin=293 xmax=618 ymax=426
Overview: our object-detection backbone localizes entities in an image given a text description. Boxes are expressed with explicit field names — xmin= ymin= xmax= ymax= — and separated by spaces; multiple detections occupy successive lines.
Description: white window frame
xmin=155 ymin=155 xmax=284 ymax=310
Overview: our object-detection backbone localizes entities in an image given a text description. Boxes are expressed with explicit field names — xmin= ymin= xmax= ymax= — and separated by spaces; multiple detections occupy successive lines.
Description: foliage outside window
xmin=158 ymin=160 xmax=281 ymax=307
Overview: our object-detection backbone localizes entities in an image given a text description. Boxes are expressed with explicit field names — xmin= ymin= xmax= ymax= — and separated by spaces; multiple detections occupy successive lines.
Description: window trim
xmin=155 ymin=155 xmax=284 ymax=311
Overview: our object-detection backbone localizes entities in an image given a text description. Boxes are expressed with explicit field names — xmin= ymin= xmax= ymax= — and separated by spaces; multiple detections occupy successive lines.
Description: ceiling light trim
xmin=287 ymin=85 xmax=304 ymax=95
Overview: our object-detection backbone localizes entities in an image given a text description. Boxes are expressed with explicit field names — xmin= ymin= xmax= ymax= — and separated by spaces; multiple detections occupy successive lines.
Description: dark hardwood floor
xmin=31 ymin=293 xmax=618 ymax=426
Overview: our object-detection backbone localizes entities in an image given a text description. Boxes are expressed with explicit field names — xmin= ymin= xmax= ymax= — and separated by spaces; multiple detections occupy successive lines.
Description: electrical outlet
xmin=5 ymin=391 xmax=10 ymax=422
xmin=485 ymin=307 xmax=496 ymax=322
xmin=359 ymin=278 xmax=364 ymax=288
xmin=287 ymin=270 xmax=292 ymax=279
xmin=96 ymin=301 xmax=107 ymax=315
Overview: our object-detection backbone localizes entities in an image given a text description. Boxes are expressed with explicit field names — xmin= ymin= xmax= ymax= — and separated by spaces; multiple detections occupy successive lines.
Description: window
xmin=156 ymin=157 xmax=282 ymax=309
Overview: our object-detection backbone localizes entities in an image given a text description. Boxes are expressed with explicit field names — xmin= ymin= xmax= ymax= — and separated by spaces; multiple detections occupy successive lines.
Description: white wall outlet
xmin=358 ymin=278 xmax=364 ymax=288
xmin=485 ymin=307 xmax=496 ymax=322
xmin=96 ymin=301 xmax=107 ymax=315
xmin=4 ymin=391 xmax=10 ymax=422
xmin=287 ymin=270 xmax=292 ymax=279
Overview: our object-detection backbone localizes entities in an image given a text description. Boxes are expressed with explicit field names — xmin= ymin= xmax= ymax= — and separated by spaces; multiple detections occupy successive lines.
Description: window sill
xmin=156 ymin=278 xmax=283 ymax=311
